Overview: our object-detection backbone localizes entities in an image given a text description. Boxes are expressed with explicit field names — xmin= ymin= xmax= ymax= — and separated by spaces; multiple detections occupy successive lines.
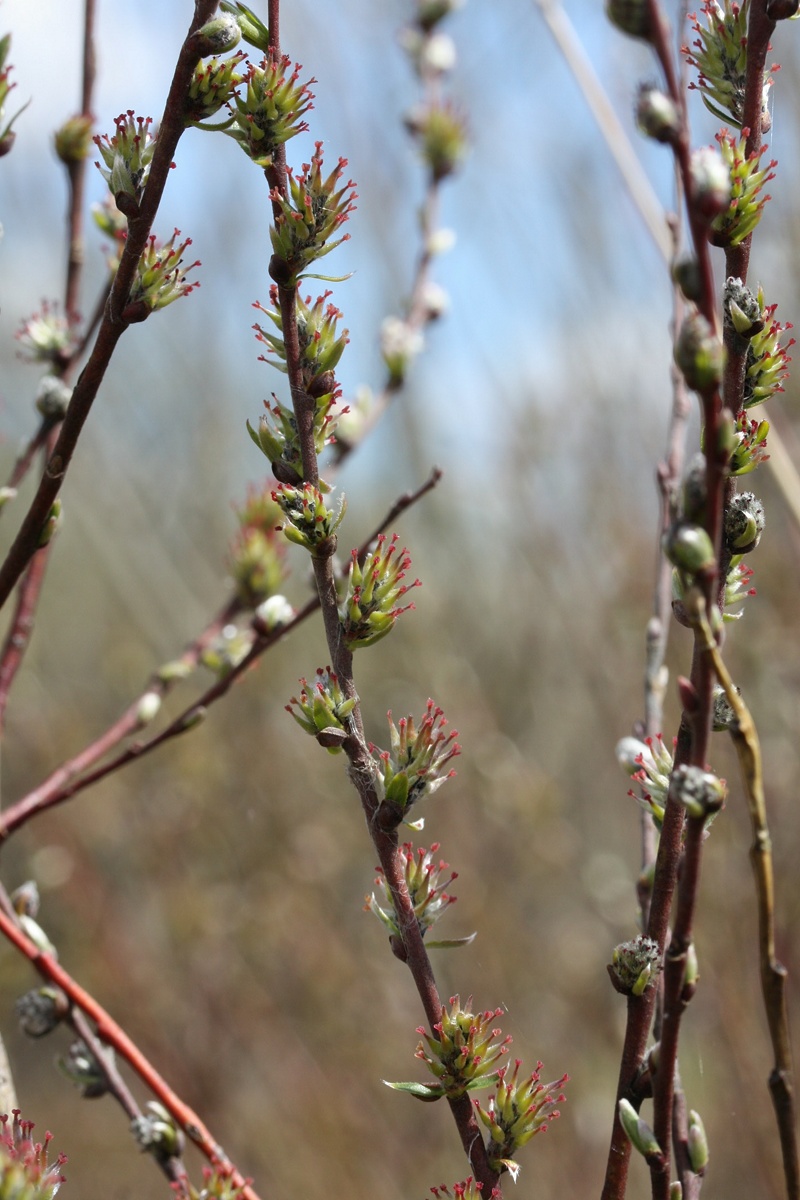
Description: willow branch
xmin=0 ymin=0 xmax=218 ymax=615
xmin=0 ymin=472 xmax=442 ymax=842
xmin=691 ymin=591 xmax=798 ymax=1200
xmin=0 ymin=905 xmax=261 ymax=1200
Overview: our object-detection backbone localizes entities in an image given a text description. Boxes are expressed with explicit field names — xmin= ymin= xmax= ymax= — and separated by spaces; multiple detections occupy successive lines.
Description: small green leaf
xmin=426 ymin=933 xmax=477 ymax=950
xmin=383 ymin=1080 xmax=445 ymax=1102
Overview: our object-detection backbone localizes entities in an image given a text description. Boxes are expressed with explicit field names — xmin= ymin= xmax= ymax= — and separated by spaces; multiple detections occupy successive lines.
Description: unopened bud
xmin=670 ymin=764 xmax=725 ymax=819
xmin=724 ymin=491 xmax=764 ymax=553
xmin=690 ymin=146 xmax=732 ymax=221
xmin=672 ymin=258 xmax=702 ymax=303
xmin=681 ymin=453 xmax=707 ymax=524
xmin=663 ymin=522 xmax=716 ymax=576
xmin=37 ymin=499 xmax=62 ymax=547
xmin=687 ymin=1109 xmax=709 ymax=1173
xmin=36 ymin=375 xmax=72 ymax=419
xmin=55 ymin=114 xmax=93 ymax=164
xmin=618 ymin=1098 xmax=663 ymax=1162
xmin=136 ymin=691 xmax=162 ymax=728
xmin=194 ymin=14 xmax=241 ymax=56
xmin=712 ymin=683 xmax=739 ymax=731
xmin=674 ymin=311 xmax=724 ymax=393
xmin=636 ymin=85 xmax=681 ymax=144
xmin=606 ymin=0 xmax=653 ymax=39
xmin=15 ymin=986 xmax=69 ymax=1037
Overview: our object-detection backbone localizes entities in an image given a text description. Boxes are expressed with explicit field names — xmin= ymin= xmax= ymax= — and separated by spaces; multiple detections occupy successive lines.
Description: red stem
xmin=0 ymin=906 xmax=261 ymax=1200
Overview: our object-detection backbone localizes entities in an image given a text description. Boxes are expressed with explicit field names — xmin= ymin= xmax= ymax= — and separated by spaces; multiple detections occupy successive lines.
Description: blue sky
xmin=0 ymin=0 xmax=796 ymax=544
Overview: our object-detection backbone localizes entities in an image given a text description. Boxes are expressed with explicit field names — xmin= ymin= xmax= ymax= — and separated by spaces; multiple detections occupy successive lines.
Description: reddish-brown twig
xmin=0 ymin=0 xmax=218 ymax=616
xmin=0 ymin=905 xmax=261 ymax=1200
xmin=0 ymin=471 xmax=442 ymax=841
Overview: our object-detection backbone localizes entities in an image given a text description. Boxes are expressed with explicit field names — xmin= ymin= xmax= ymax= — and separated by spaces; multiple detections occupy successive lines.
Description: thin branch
xmin=0 ymin=429 xmax=60 ymax=735
xmin=64 ymin=0 xmax=97 ymax=319
xmin=0 ymin=906 xmax=262 ymax=1200
xmin=0 ymin=0 xmax=218 ymax=616
xmin=0 ymin=472 xmax=442 ymax=841
xmin=691 ymin=593 xmax=799 ymax=1200
xmin=68 ymin=1006 xmax=190 ymax=1189
xmin=0 ymin=544 xmax=50 ymax=736
xmin=535 ymin=0 xmax=800 ymax=540
xmin=650 ymin=812 xmax=705 ymax=1200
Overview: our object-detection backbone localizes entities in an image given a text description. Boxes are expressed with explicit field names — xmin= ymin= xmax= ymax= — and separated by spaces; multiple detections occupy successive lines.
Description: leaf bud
xmin=618 ymin=1098 xmax=663 ymax=1162
xmin=37 ymin=499 xmax=62 ymax=547
xmin=687 ymin=1109 xmax=709 ymax=1173
xmin=682 ymin=940 xmax=699 ymax=1000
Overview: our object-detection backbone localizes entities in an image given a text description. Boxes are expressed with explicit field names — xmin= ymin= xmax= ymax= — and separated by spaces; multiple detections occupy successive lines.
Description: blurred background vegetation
xmin=1 ymin=1 xmax=800 ymax=1197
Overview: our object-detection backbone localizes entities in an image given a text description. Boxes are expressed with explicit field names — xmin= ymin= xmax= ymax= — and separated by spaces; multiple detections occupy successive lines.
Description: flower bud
xmin=611 ymin=936 xmax=661 ymax=996
xmin=724 ymin=277 xmax=765 ymax=348
xmin=674 ymin=312 xmax=724 ymax=393
xmin=670 ymin=764 xmax=725 ymax=820
xmin=681 ymin=453 xmax=707 ymax=524
xmin=55 ymin=114 xmax=93 ymax=164
xmin=672 ymin=257 xmax=702 ymax=303
xmin=663 ymin=522 xmax=716 ymax=576
xmin=606 ymin=0 xmax=653 ymax=39
xmin=220 ymin=0 xmax=270 ymax=52
xmin=712 ymin=683 xmax=739 ymax=731
xmin=405 ymin=101 xmax=468 ymax=181
xmin=724 ymin=491 xmax=764 ymax=553
xmin=380 ymin=316 xmax=424 ymax=385
xmin=194 ymin=14 xmax=241 ymax=56
xmin=58 ymin=1038 xmax=109 ymax=1097
xmin=253 ymin=594 xmax=295 ymax=633
xmin=689 ymin=146 xmax=732 ymax=221
xmin=132 ymin=1101 xmax=185 ymax=1163
xmin=35 ymin=375 xmax=72 ymax=420
xmin=416 ymin=0 xmax=464 ymax=31
xmin=15 ymin=987 xmax=69 ymax=1037
xmin=636 ymin=85 xmax=681 ymax=144
xmin=135 ymin=691 xmax=162 ymax=728
xmin=11 ymin=880 xmax=40 ymax=917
